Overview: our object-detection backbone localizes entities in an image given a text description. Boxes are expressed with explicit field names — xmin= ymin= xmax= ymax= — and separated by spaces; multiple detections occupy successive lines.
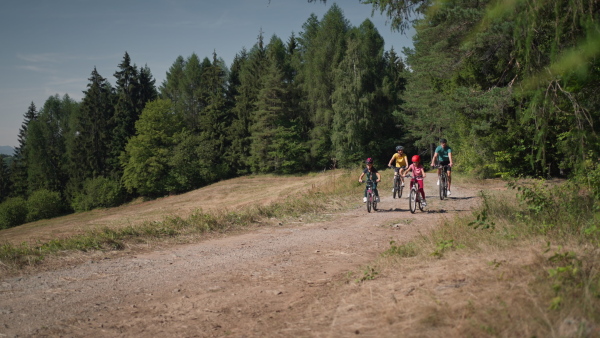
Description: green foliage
xmin=71 ymin=177 xmax=125 ymax=212
xmin=26 ymin=189 xmax=63 ymax=222
xmin=431 ymin=239 xmax=463 ymax=258
xmin=383 ymin=240 xmax=418 ymax=257
xmin=468 ymin=191 xmax=496 ymax=230
xmin=0 ymin=197 xmax=27 ymax=229
xmin=121 ymin=99 xmax=183 ymax=196
xmin=356 ymin=265 xmax=379 ymax=282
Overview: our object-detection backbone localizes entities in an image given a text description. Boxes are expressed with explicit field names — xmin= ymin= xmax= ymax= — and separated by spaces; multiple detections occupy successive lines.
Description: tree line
xmin=0 ymin=4 xmax=407 ymax=227
xmin=1 ymin=0 xmax=599 ymax=228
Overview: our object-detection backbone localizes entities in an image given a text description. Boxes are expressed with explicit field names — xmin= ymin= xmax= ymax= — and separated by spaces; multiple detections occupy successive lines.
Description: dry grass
xmin=365 ymin=180 xmax=600 ymax=337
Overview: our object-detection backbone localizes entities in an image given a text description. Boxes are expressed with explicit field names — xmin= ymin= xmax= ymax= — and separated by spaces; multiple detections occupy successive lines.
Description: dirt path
xmin=0 ymin=174 xmax=484 ymax=337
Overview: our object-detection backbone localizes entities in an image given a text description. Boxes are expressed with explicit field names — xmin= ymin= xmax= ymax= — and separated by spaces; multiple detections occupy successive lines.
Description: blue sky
xmin=0 ymin=0 xmax=414 ymax=148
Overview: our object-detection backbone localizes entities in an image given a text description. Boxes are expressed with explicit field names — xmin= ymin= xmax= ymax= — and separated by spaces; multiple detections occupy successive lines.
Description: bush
xmin=71 ymin=176 xmax=125 ymax=212
xmin=26 ymin=189 xmax=64 ymax=222
xmin=0 ymin=197 xmax=28 ymax=229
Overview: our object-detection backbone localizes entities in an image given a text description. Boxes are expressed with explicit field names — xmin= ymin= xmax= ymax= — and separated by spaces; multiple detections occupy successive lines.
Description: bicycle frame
xmin=437 ymin=165 xmax=450 ymax=200
xmin=366 ymin=180 xmax=377 ymax=213
xmin=405 ymin=174 xmax=424 ymax=213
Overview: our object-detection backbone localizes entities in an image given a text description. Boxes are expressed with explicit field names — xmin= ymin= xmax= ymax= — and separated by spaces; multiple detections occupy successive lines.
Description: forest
xmin=1 ymin=0 xmax=599 ymax=228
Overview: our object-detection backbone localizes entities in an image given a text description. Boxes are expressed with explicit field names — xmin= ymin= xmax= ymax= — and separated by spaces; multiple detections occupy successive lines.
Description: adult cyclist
xmin=431 ymin=138 xmax=453 ymax=195
xmin=387 ymin=145 xmax=408 ymax=192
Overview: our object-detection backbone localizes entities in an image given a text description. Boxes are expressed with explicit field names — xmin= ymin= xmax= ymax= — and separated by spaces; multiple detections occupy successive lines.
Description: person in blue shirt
xmin=430 ymin=138 xmax=453 ymax=195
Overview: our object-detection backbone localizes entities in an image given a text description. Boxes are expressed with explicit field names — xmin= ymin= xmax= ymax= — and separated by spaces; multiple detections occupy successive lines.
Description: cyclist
xmin=430 ymin=138 xmax=453 ymax=195
xmin=387 ymin=145 xmax=408 ymax=192
xmin=358 ymin=158 xmax=381 ymax=203
xmin=404 ymin=155 xmax=427 ymax=206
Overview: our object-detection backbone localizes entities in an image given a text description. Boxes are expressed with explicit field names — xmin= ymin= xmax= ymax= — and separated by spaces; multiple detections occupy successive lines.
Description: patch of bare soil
xmin=0 ymin=172 xmax=499 ymax=337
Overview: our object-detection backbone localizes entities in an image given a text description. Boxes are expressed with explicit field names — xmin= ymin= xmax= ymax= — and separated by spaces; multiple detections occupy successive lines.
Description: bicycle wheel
xmin=366 ymin=191 xmax=372 ymax=213
xmin=439 ymin=174 xmax=446 ymax=200
xmin=397 ymin=179 xmax=403 ymax=199
xmin=443 ymin=174 xmax=448 ymax=198
xmin=392 ymin=177 xmax=398 ymax=198
xmin=373 ymin=194 xmax=378 ymax=211
xmin=418 ymin=192 xmax=424 ymax=211
xmin=409 ymin=188 xmax=417 ymax=213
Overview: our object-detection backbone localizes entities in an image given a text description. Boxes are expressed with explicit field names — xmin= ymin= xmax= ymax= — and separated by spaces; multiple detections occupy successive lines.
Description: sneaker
xmin=392 ymin=188 xmax=395 ymax=193
xmin=376 ymin=196 xmax=380 ymax=202
xmin=447 ymin=190 xmax=451 ymax=196
xmin=363 ymin=197 xmax=367 ymax=203
xmin=436 ymin=179 xmax=440 ymax=186
xmin=421 ymin=201 xmax=427 ymax=207
xmin=401 ymin=182 xmax=405 ymax=187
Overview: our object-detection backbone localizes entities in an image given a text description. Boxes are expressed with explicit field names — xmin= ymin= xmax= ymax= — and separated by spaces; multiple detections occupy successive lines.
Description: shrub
xmin=26 ymin=189 xmax=64 ymax=222
xmin=71 ymin=176 xmax=125 ymax=212
xmin=0 ymin=197 xmax=27 ymax=229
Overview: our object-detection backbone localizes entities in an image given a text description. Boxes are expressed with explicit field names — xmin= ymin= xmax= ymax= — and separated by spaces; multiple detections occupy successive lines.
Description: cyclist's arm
xmin=375 ymin=172 xmax=381 ymax=182
xmin=448 ymin=152 xmax=453 ymax=167
xmin=403 ymin=165 xmax=412 ymax=176
xmin=430 ymin=152 xmax=438 ymax=167
xmin=387 ymin=155 xmax=395 ymax=167
xmin=358 ymin=172 xmax=365 ymax=183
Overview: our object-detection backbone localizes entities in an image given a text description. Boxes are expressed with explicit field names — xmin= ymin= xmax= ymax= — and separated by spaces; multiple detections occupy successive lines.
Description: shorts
xmin=394 ymin=166 xmax=407 ymax=173
xmin=439 ymin=160 xmax=451 ymax=171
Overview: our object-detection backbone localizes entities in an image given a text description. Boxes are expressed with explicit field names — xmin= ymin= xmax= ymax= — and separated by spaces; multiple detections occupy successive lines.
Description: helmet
xmin=440 ymin=138 xmax=447 ymax=144
xmin=396 ymin=145 xmax=404 ymax=151
xmin=412 ymin=155 xmax=421 ymax=163
xmin=365 ymin=158 xmax=374 ymax=164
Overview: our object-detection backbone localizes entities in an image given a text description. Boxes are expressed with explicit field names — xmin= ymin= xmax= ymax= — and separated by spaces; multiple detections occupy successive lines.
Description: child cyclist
xmin=387 ymin=145 xmax=408 ymax=191
xmin=358 ymin=158 xmax=381 ymax=203
xmin=404 ymin=155 xmax=427 ymax=206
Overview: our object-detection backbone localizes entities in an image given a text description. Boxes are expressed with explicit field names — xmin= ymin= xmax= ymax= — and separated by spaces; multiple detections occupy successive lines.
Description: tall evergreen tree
xmin=68 ymin=68 xmax=115 ymax=189
xmin=227 ymin=33 xmax=268 ymax=173
xmin=110 ymin=52 xmax=141 ymax=175
xmin=138 ymin=64 xmax=158 ymax=106
xmin=10 ymin=102 xmax=38 ymax=197
xmin=0 ymin=155 xmax=11 ymax=201
xmin=26 ymin=95 xmax=73 ymax=194
xmin=299 ymin=4 xmax=350 ymax=169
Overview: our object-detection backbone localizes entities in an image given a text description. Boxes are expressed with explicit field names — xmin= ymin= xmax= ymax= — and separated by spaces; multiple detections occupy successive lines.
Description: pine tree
xmin=299 ymin=4 xmax=350 ymax=169
xmin=26 ymin=95 xmax=72 ymax=194
xmin=227 ymin=33 xmax=268 ymax=173
xmin=110 ymin=52 xmax=141 ymax=176
xmin=68 ymin=68 xmax=115 ymax=189
xmin=10 ymin=102 xmax=38 ymax=197
xmin=0 ymin=155 xmax=11 ymax=201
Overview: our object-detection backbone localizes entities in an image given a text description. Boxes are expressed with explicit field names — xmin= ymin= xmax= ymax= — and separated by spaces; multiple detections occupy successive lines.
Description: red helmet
xmin=412 ymin=155 xmax=420 ymax=163
xmin=365 ymin=158 xmax=373 ymax=164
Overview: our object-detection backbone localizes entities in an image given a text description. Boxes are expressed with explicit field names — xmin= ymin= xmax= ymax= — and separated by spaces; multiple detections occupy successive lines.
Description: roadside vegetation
xmin=373 ymin=168 xmax=600 ymax=336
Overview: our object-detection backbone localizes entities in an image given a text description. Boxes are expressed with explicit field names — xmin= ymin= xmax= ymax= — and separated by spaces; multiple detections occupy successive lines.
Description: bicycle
xmin=365 ymin=179 xmax=378 ymax=213
xmin=405 ymin=174 xmax=425 ymax=213
xmin=389 ymin=166 xmax=404 ymax=199
xmin=436 ymin=164 xmax=450 ymax=200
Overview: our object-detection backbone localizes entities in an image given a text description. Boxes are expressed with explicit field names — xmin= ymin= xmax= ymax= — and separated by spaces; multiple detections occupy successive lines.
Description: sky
xmin=0 ymin=0 xmax=414 ymax=149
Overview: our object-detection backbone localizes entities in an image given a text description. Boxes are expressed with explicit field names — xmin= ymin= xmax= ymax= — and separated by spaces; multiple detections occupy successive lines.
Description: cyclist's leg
xmin=447 ymin=167 xmax=452 ymax=191
xmin=417 ymin=179 xmax=426 ymax=200
xmin=399 ymin=167 xmax=406 ymax=185
xmin=393 ymin=167 xmax=400 ymax=191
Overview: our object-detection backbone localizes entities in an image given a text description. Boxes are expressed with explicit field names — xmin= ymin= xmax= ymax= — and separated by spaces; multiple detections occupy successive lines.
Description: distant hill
xmin=0 ymin=146 xmax=15 ymax=156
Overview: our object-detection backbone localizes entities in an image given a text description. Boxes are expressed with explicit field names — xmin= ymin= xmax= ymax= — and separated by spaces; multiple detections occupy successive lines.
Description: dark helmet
xmin=396 ymin=145 xmax=404 ymax=151
xmin=412 ymin=155 xmax=421 ymax=163
xmin=440 ymin=138 xmax=447 ymax=144
xmin=366 ymin=157 xmax=374 ymax=164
